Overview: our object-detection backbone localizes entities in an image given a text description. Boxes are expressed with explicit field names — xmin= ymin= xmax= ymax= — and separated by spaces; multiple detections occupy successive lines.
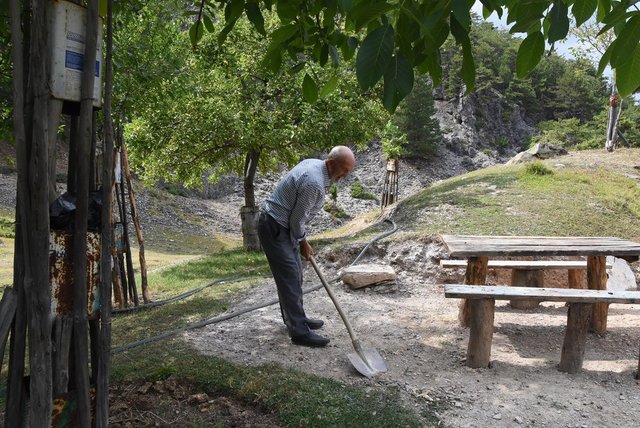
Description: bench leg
xmin=510 ymin=268 xmax=543 ymax=309
xmin=467 ymin=298 xmax=495 ymax=368
xmin=459 ymin=257 xmax=488 ymax=327
xmin=559 ymin=302 xmax=592 ymax=374
xmin=587 ymin=256 xmax=608 ymax=334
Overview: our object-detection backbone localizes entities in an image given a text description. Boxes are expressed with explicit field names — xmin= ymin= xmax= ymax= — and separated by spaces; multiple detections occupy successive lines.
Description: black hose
xmin=111 ymin=219 xmax=398 ymax=354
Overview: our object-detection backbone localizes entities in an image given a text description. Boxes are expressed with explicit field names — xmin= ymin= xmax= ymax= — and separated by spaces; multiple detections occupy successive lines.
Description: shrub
xmin=524 ymin=161 xmax=553 ymax=176
xmin=350 ymin=181 xmax=378 ymax=201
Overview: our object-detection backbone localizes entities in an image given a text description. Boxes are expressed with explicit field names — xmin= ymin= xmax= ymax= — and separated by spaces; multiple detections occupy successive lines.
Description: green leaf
xmin=225 ymin=0 xmax=245 ymax=22
xmin=383 ymin=55 xmax=414 ymax=113
xmin=597 ymin=40 xmax=614 ymax=75
xmin=597 ymin=0 xmax=612 ymax=22
xmin=350 ymin=1 xmax=394 ymax=31
xmin=572 ymin=0 xmax=597 ymax=27
xmin=277 ymin=1 xmax=298 ymax=22
xmin=218 ymin=18 xmax=238 ymax=45
xmin=461 ymin=43 xmax=475 ymax=92
xmin=355 ymin=25 xmax=395 ymax=90
xmin=516 ymin=31 xmax=545 ymax=77
xmin=452 ymin=0 xmax=472 ymax=30
xmin=417 ymin=50 xmax=442 ymax=85
xmin=302 ymin=74 xmax=319 ymax=103
xmin=601 ymin=1 xmax=631 ymax=25
xmin=610 ymin=15 xmax=640 ymax=67
xmin=189 ymin=21 xmax=204 ymax=48
xmin=246 ymin=2 xmax=266 ymax=36
xmin=547 ymin=0 xmax=569 ymax=43
xmin=615 ymin=44 xmax=640 ymax=97
xmin=340 ymin=36 xmax=358 ymax=61
xmin=271 ymin=24 xmax=298 ymax=43
xmin=319 ymin=76 xmax=339 ymax=98
xmin=203 ymin=14 xmax=215 ymax=33
xmin=262 ymin=48 xmax=282 ymax=73
xmin=329 ymin=45 xmax=340 ymax=67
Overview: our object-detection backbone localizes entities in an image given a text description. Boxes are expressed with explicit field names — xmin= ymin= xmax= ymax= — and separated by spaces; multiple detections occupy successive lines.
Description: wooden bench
xmin=440 ymin=259 xmax=612 ymax=309
xmin=444 ymin=284 xmax=640 ymax=374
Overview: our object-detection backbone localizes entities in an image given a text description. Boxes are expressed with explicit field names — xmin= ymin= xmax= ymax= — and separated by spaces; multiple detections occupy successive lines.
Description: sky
xmin=471 ymin=2 xmax=587 ymax=61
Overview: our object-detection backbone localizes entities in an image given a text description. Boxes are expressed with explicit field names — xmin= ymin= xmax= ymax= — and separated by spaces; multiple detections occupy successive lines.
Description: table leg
xmin=459 ymin=256 xmax=488 ymax=327
xmin=559 ymin=302 xmax=592 ymax=373
xmin=587 ymin=256 xmax=608 ymax=334
xmin=467 ymin=298 xmax=495 ymax=368
xmin=510 ymin=268 xmax=543 ymax=309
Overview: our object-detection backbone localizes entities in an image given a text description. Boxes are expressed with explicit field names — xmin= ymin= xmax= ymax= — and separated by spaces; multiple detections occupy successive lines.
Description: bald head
xmin=326 ymin=145 xmax=355 ymax=182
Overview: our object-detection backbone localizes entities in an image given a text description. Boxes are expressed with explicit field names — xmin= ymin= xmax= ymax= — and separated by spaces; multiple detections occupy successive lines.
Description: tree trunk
xmin=242 ymin=149 xmax=261 ymax=251
xmin=605 ymin=82 xmax=621 ymax=152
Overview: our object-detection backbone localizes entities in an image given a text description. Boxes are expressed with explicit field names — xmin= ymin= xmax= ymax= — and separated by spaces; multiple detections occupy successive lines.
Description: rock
xmin=505 ymin=143 xmax=568 ymax=165
xmin=340 ymin=264 xmax=397 ymax=289
xmin=606 ymin=256 xmax=637 ymax=291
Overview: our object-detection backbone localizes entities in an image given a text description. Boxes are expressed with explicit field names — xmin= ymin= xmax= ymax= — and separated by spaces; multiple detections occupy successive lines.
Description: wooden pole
xmin=118 ymin=148 xmax=138 ymax=306
xmin=559 ymin=302 xmax=592 ymax=373
xmin=121 ymin=143 xmax=150 ymax=302
xmin=567 ymin=268 xmax=585 ymax=289
xmin=466 ymin=298 xmax=495 ymax=368
xmin=6 ymin=1 xmax=29 ymax=424
xmin=96 ymin=2 xmax=114 ymax=422
xmin=72 ymin=1 xmax=100 ymax=425
xmin=459 ymin=256 xmax=488 ymax=327
xmin=52 ymin=316 xmax=73 ymax=395
xmin=587 ymin=256 xmax=608 ymax=334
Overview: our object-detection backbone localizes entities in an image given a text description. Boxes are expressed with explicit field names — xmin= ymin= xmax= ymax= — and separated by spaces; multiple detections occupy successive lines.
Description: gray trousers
xmin=258 ymin=211 xmax=311 ymax=337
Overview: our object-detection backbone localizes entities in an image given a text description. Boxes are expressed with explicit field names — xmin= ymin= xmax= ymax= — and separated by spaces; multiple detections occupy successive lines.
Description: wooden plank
xmin=440 ymin=260 xmax=610 ymax=269
xmin=0 ymin=288 xmax=17 ymax=373
xmin=444 ymin=285 xmax=640 ymax=304
xmin=440 ymin=235 xmax=640 ymax=258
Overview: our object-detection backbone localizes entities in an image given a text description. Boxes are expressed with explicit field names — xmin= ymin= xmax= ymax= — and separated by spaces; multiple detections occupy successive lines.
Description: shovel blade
xmin=347 ymin=348 xmax=387 ymax=378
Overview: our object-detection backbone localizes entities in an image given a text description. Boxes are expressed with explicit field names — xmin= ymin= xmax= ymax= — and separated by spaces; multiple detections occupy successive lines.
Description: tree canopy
xmin=185 ymin=0 xmax=640 ymax=112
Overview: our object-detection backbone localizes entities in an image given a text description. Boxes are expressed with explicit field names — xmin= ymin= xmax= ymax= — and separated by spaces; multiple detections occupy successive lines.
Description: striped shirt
xmin=263 ymin=159 xmax=331 ymax=242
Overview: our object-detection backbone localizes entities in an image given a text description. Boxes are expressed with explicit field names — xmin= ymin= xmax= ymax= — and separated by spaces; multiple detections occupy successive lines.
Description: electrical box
xmin=50 ymin=0 xmax=103 ymax=107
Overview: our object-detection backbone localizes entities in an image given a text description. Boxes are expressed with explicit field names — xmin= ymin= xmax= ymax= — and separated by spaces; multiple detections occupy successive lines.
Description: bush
xmin=323 ymin=203 xmax=349 ymax=219
xmin=350 ymin=181 xmax=378 ymax=201
xmin=524 ymin=161 xmax=553 ymax=176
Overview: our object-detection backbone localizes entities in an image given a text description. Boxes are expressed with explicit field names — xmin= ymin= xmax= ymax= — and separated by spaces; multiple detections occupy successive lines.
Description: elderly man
xmin=258 ymin=146 xmax=356 ymax=347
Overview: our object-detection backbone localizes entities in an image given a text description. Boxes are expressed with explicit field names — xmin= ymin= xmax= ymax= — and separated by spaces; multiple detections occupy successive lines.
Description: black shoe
xmin=291 ymin=331 xmax=330 ymax=348
xmin=305 ymin=318 xmax=324 ymax=330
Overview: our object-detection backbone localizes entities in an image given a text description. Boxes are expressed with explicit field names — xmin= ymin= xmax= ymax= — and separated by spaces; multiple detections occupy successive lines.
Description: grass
xmin=393 ymin=161 xmax=640 ymax=241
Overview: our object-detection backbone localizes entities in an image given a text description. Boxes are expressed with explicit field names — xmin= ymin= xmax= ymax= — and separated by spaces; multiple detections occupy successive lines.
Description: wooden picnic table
xmin=440 ymin=235 xmax=640 ymax=333
xmin=440 ymin=235 xmax=640 ymax=373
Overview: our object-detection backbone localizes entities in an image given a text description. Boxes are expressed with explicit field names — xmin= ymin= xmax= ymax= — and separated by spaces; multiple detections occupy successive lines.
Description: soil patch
xmin=186 ymin=236 xmax=640 ymax=428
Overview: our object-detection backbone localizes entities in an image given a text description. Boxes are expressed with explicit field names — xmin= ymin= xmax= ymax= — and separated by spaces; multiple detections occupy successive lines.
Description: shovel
xmin=309 ymin=256 xmax=387 ymax=378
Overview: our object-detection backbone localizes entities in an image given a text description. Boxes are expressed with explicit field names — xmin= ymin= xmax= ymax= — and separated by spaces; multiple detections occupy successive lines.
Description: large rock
xmin=505 ymin=143 xmax=567 ymax=165
xmin=340 ymin=264 xmax=397 ymax=289
xmin=607 ymin=256 xmax=637 ymax=291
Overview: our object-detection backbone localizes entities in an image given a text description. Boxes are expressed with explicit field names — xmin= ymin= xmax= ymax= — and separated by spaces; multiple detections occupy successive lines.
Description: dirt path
xmin=186 ymin=237 xmax=640 ymax=428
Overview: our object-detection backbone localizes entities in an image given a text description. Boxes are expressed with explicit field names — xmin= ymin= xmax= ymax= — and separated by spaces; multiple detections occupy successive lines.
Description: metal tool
xmin=309 ymin=256 xmax=387 ymax=378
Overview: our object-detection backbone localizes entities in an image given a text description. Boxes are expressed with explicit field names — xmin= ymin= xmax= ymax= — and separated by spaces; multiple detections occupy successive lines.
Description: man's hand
xmin=300 ymin=239 xmax=314 ymax=261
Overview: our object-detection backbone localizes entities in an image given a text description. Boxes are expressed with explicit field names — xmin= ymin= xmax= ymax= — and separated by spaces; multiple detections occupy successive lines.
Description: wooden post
xmin=510 ymin=268 xmax=543 ymax=309
xmin=568 ymin=268 xmax=585 ymax=289
xmin=121 ymin=143 xmax=150 ymax=302
xmin=52 ymin=316 xmax=73 ymax=395
xmin=587 ymin=256 xmax=608 ymax=334
xmin=118 ymin=148 xmax=138 ymax=306
xmin=559 ymin=302 xmax=592 ymax=373
xmin=459 ymin=256 xmax=488 ymax=327
xmin=466 ymin=298 xmax=495 ymax=368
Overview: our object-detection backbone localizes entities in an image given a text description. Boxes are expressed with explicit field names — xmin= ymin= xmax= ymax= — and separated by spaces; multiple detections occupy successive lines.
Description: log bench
xmin=444 ymin=284 xmax=640 ymax=374
xmin=440 ymin=259 xmax=612 ymax=309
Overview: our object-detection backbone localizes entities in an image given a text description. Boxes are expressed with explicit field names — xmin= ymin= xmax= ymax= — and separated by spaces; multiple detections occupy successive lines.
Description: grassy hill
xmin=383 ymin=148 xmax=640 ymax=241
